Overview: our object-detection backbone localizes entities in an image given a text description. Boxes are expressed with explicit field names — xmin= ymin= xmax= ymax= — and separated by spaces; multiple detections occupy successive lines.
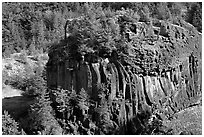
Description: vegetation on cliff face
xmin=2 ymin=2 xmax=202 ymax=135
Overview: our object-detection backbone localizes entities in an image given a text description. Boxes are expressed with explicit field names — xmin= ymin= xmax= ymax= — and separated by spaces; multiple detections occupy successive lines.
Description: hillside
xmin=2 ymin=2 xmax=202 ymax=58
xmin=46 ymin=8 xmax=202 ymax=135
xmin=2 ymin=2 xmax=202 ymax=135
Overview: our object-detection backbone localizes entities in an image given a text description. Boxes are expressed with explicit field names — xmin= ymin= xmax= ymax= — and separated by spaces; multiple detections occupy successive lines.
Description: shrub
xmin=22 ymin=73 xmax=47 ymax=96
xmin=7 ymin=67 xmax=47 ymax=97
xmin=10 ymin=50 xmax=29 ymax=64
xmin=2 ymin=69 xmax=9 ymax=85
xmin=138 ymin=113 xmax=174 ymax=135
xmin=2 ymin=111 xmax=25 ymax=135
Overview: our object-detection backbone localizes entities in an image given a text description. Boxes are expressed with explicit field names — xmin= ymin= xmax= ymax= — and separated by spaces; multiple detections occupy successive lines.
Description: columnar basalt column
xmin=90 ymin=63 xmax=101 ymax=100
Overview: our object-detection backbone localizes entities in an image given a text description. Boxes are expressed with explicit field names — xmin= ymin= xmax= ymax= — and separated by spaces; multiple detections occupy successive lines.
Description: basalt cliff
xmin=46 ymin=14 xmax=202 ymax=134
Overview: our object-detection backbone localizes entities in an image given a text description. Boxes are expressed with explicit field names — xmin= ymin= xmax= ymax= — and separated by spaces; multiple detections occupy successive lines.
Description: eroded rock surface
xmin=47 ymin=16 xmax=201 ymax=134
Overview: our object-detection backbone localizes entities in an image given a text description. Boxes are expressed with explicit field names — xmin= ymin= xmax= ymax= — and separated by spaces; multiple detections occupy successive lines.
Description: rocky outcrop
xmin=47 ymin=16 xmax=201 ymax=134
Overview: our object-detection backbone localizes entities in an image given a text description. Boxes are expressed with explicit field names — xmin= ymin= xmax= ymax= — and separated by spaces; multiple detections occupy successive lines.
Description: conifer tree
xmin=28 ymin=90 xmax=62 ymax=134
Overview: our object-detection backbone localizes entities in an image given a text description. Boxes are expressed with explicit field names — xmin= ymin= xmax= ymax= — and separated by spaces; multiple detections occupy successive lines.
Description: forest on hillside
xmin=2 ymin=2 xmax=202 ymax=135
xmin=2 ymin=2 xmax=202 ymax=58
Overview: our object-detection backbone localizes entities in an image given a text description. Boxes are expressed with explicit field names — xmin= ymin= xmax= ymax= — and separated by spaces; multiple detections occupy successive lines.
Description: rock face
xmin=46 ymin=16 xmax=201 ymax=134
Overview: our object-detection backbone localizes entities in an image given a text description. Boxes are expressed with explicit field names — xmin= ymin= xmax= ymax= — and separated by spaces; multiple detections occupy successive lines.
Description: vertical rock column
xmin=113 ymin=61 xmax=127 ymax=100
xmin=128 ymin=69 xmax=138 ymax=116
xmin=46 ymin=62 xmax=52 ymax=88
xmin=64 ymin=60 xmax=73 ymax=91
xmin=72 ymin=60 xmax=78 ymax=92
xmin=50 ymin=63 xmax=58 ymax=88
xmin=135 ymin=75 xmax=151 ymax=115
xmin=109 ymin=63 xmax=118 ymax=100
xmin=76 ymin=63 xmax=88 ymax=92
xmin=57 ymin=62 xmax=65 ymax=88
xmin=143 ymin=76 xmax=154 ymax=104
xmin=112 ymin=64 xmax=120 ymax=99
xmin=86 ymin=63 xmax=93 ymax=96
xmin=90 ymin=63 xmax=101 ymax=100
